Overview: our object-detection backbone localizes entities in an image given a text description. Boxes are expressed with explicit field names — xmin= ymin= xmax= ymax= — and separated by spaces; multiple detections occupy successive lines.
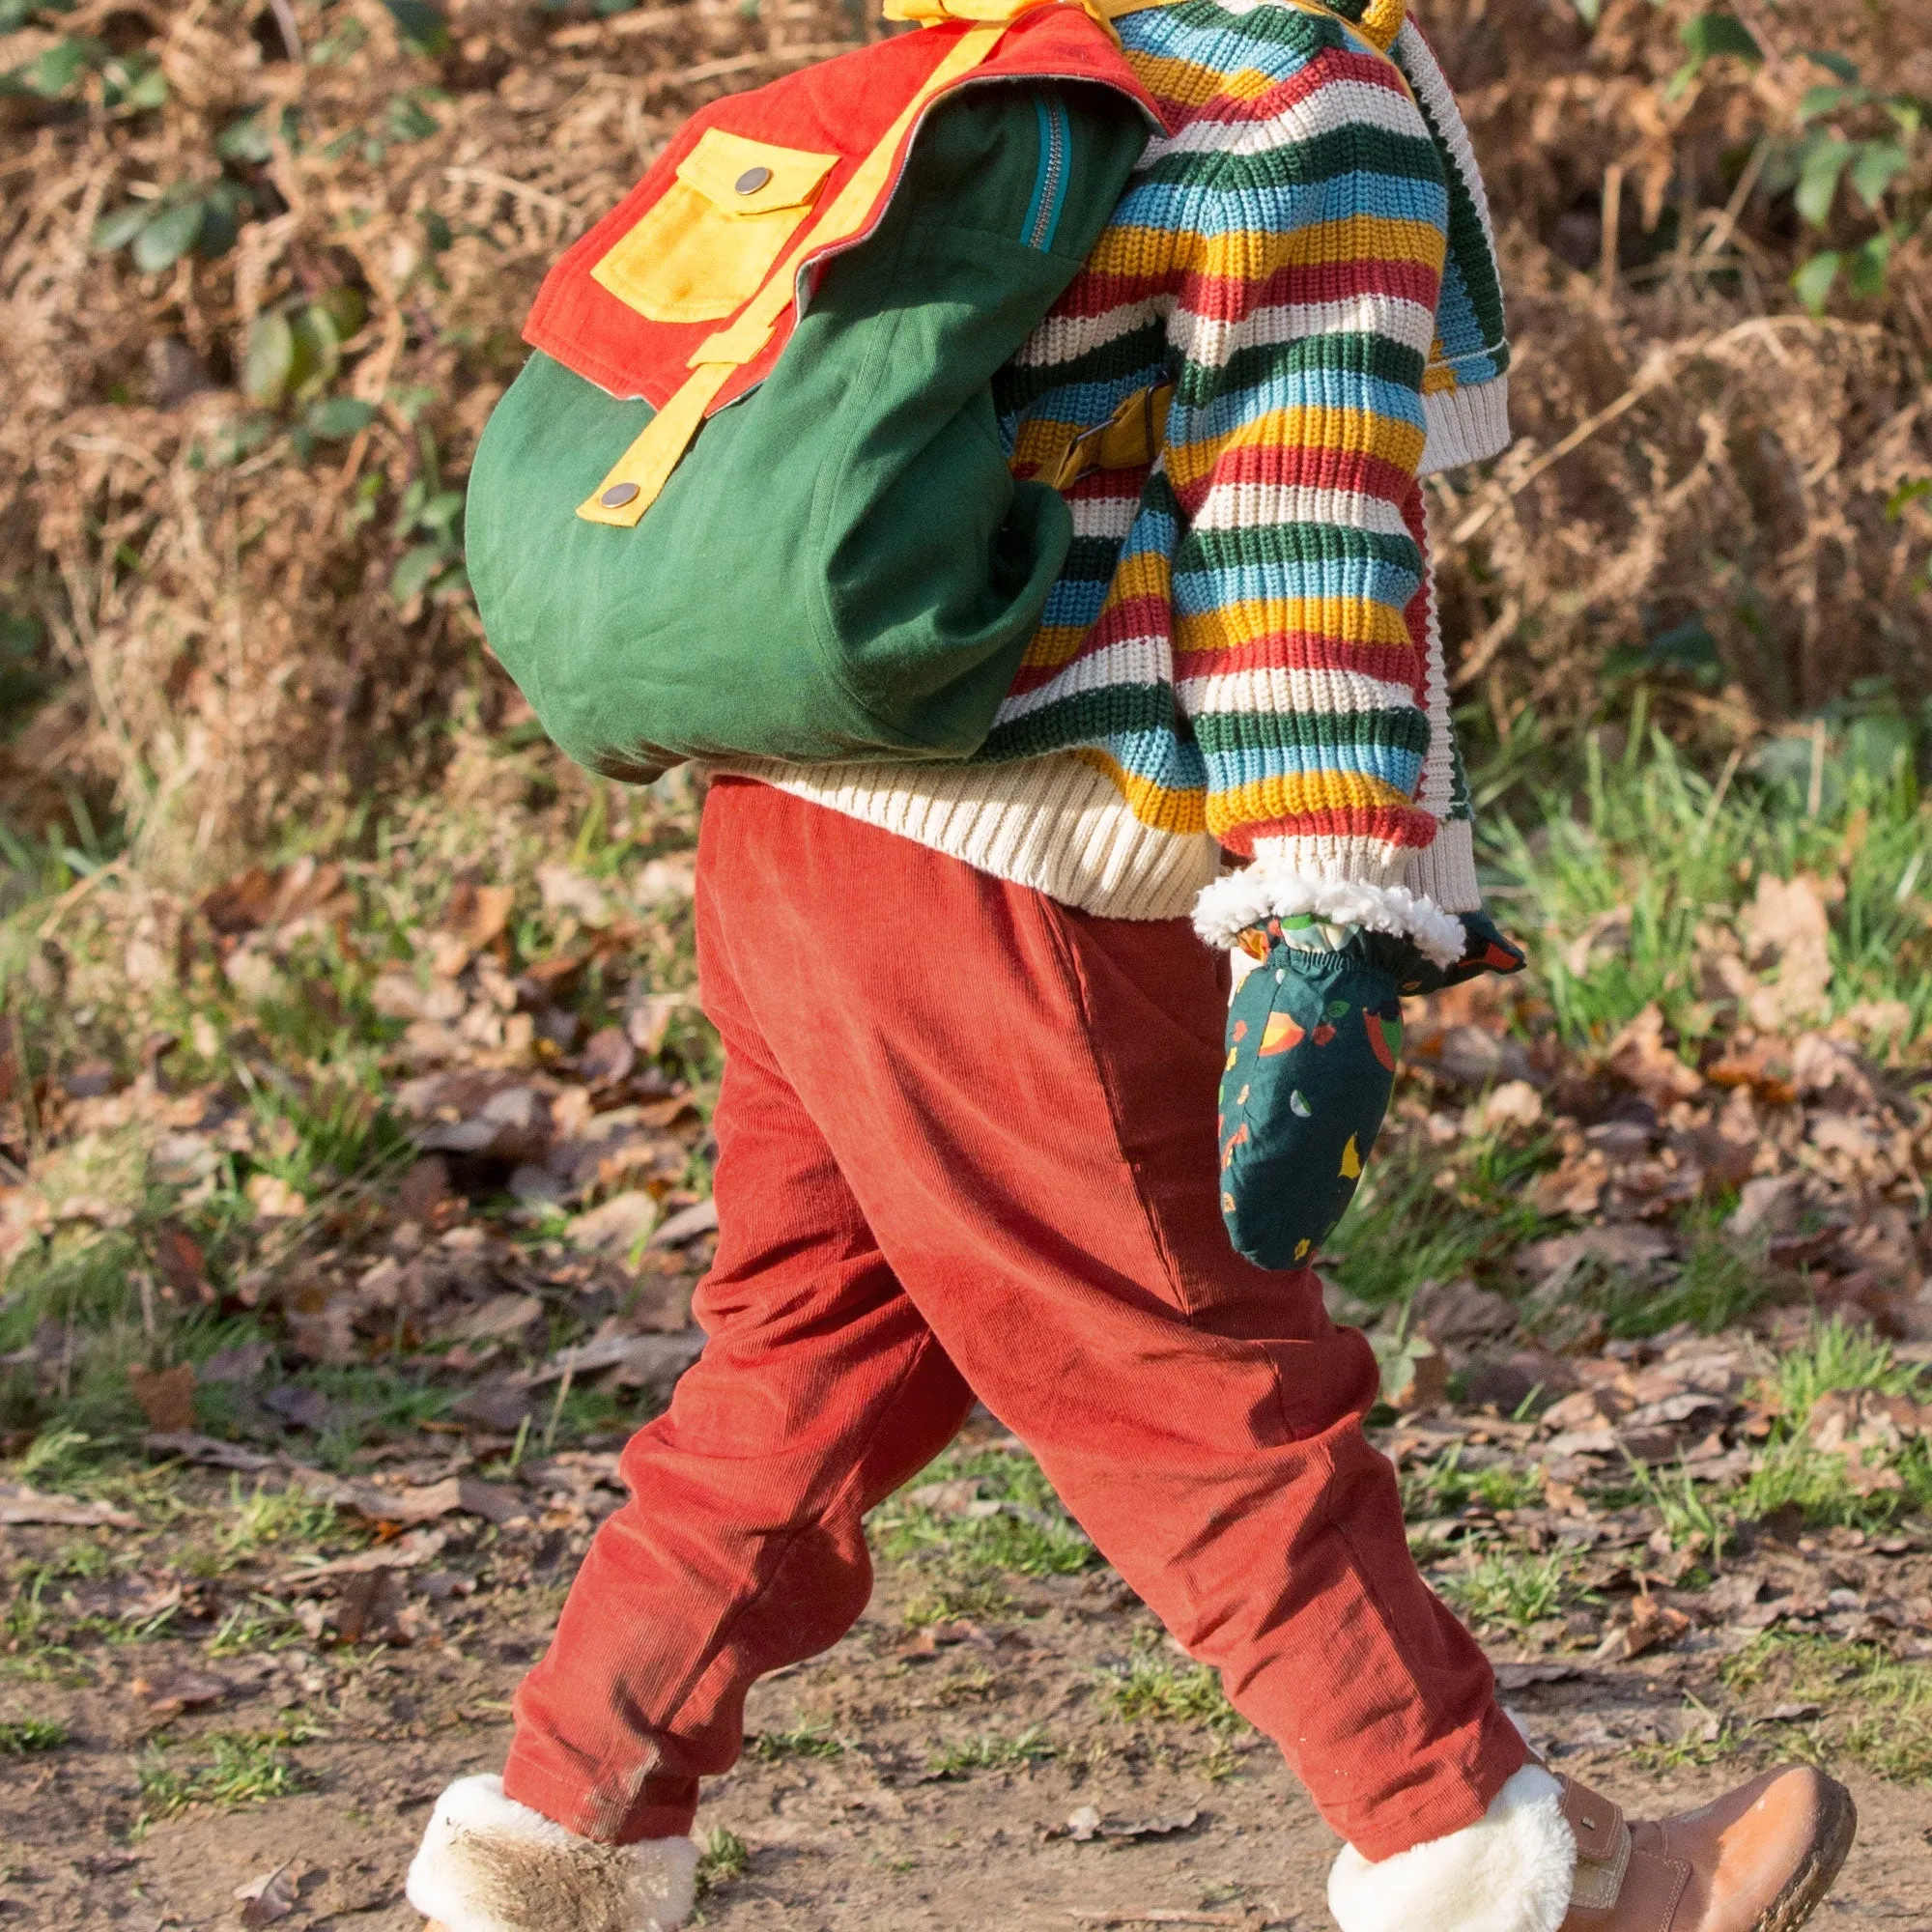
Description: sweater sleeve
xmin=1173 ymin=36 xmax=1467 ymax=967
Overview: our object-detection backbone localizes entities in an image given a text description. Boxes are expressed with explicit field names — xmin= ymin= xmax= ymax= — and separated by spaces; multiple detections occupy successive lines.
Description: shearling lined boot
xmin=1327 ymin=1760 xmax=1856 ymax=1932
xmin=406 ymin=1775 xmax=697 ymax=1932
xmin=1548 ymin=1764 xmax=1855 ymax=1932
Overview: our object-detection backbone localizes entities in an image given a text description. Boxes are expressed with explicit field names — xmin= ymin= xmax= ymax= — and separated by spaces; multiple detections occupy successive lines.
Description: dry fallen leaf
xmin=152 ymin=1221 xmax=213 ymax=1302
xmin=132 ymin=1667 xmax=231 ymax=1719
xmin=127 ymin=1361 xmax=197 ymax=1432
xmin=234 ymin=1862 xmax=298 ymax=1927
xmin=567 ymin=1190 xmax=660 ymax=1256
xmin=443 ymin=1292 xmax=545 ymax=1345
xmin=443 ymin=881 xmax=516 ymax=951
xmin=1605 ymin=1005 xmax=1704 ymax=1104
xmin=1741 ymin=873 xmax=1833 ymax=1027
xmin=244 ymin=1173 xmax=307 ymax=1221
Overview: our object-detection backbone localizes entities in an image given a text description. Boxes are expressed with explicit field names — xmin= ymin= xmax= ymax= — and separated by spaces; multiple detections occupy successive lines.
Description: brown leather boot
xmin=1556 ymin=1765 xmax=1857 ymax=1932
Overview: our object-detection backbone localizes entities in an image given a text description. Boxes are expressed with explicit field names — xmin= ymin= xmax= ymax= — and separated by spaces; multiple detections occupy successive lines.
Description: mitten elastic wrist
xmin=406 ymin=1775 xmax=697 ymax=1932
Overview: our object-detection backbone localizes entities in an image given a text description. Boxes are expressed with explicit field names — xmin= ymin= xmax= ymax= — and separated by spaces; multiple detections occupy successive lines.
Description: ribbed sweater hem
xmin=721 ymin=752 xmax=1223 ymax=922
xmin=1402 ymin=816 xmax=1480 ymax=912
xmin=1421 ymin=377 xmax=1511 ymax=474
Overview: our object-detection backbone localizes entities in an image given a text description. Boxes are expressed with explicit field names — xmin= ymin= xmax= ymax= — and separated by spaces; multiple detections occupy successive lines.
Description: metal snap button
xmin=734 ymin=165 xmax=773 ymax=194
xmin=600 ymin=481 xmax=640 ymax=508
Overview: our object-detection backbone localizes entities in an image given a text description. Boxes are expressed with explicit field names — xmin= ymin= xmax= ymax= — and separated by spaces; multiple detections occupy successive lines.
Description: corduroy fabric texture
xmin=752 ymin=0 xmax=1506 ymax=931
xmin=500 ymin=779 xmax=1525 ymax=1861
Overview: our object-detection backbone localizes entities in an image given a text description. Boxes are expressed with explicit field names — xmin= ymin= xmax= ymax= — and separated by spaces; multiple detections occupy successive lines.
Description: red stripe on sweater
xmin=1173 ymin=634 xmax=1418 ymax=683
xmin=1166 ymin=444 xmax=1420 ymax=521
xmin=1061 ymin=253 xmax=1441 ymax=327
xmin=1213 ymin=806 xmax=1438 ymax=861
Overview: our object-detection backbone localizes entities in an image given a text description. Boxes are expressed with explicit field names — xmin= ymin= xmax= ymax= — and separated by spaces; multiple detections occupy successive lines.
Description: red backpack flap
xmin=523 ymin=4 xmax=1169 ymax=416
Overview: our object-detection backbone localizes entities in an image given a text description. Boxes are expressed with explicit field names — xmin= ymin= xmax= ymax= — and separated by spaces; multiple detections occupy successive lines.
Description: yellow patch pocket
xmin=592 ymin=129 xmax=839 ymax=325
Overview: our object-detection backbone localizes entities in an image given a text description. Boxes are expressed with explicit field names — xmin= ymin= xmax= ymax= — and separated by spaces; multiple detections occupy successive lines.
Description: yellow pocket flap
xmin=675 ymin=129 xmax=838 ymax=217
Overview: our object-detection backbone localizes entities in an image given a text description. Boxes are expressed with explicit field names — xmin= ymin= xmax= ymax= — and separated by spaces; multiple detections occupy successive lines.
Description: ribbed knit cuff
xmin=1401 ymin=818 xmax=1481 ymax=913
xmin=1421 ymin=377 xmax=1511 ymax=474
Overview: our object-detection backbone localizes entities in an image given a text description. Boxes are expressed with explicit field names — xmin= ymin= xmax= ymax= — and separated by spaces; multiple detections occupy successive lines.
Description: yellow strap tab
xmin=579 ymin=20 xmax=1009 ymax=527
xmin=1038 ymin=381 xmax=1173 ymax=491
xmin=577 ymin=362 xmax=736 ymax=526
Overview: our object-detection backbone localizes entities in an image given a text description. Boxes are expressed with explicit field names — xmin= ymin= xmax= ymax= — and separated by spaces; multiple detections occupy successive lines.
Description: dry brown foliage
xmin=2 ymin=0 xmax=1930 ymax=870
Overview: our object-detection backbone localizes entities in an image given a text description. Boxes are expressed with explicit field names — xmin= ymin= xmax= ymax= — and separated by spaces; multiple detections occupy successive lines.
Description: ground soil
xmin=5 ymin=1420 xmax=1931 ymax=1932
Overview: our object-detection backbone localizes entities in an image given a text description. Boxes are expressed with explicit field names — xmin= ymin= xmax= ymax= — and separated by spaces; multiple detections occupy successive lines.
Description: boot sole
xmin=1756 ymin=1775 xmax=1858 ymax=1932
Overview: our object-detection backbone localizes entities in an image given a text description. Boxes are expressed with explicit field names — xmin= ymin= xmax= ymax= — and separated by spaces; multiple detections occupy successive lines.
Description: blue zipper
xmin=1023 ymin=92 xmax=1070 ymax=252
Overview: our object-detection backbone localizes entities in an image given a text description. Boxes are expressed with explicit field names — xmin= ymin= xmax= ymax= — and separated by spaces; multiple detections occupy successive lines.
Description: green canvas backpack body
xmin=466 ymin=3 xmax=1166 ymax=783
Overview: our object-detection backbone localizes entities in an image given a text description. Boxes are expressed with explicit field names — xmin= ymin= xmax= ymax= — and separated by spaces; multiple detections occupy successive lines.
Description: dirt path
xmin=10 ymin=1545 xmax=1932 ymax=1932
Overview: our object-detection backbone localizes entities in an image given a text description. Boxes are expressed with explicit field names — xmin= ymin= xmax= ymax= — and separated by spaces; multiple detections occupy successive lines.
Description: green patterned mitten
xmin=1217 ymin=912 xmax=1527 ymax=1270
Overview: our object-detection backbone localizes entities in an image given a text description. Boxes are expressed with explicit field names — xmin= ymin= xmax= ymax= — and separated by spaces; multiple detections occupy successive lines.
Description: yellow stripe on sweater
xmin=1022 ymin=550 xmax=1172 ymax=669
xmin=1083 ymin=212 xmax=1446 ymax=289
xmin=1071 ymin=747 xmax=1210 ymax=835
xmin=1208 ymin=768 xmax=1418 ymax=830
xmin=1163 ymin=404 xmax=1427 ymax=494
xmin=1175 ymin=592 xmax=1413 ymax=655
xmin=1127 ymin=50 xmax=1316 ymax=108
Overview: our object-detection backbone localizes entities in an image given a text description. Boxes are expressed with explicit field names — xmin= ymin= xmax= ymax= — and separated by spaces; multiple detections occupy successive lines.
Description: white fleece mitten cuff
xmin=1327 ymin=1763 xmax=1575 ymax=1932
xmin=405 ymin=1775 xmax=698 ymax=1932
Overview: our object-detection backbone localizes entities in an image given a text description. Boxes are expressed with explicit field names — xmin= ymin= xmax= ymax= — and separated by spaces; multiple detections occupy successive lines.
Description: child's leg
xmin=500 ymin=908 xmax=976 ymax=1842
xmin=681 ymin=779 xmax=1524 ymax=1862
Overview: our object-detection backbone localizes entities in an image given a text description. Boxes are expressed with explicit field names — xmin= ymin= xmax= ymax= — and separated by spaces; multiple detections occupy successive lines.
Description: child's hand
xmin=1215 ymin=912 xmax=1524 ymax=1271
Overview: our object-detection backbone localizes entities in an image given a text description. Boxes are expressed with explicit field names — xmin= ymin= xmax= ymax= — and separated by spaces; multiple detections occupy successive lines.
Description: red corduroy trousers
xmin=502 ymin=777 xmax=1523 ymax=1861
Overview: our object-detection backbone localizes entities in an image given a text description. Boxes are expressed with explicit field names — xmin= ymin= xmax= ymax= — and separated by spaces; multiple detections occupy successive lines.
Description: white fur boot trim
xmin=405 ymin=1775 xmax=698 ymax=1932
xmin=1191 ymin=868 xmax=1466 ymax=969
xmin=1326 ymin=1763 xmax=1575 ymax=1932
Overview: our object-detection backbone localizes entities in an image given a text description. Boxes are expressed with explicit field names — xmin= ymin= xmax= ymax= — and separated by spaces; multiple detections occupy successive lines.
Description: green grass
xmin=205 ymin=1596 xmax=305 ymax=1657
xmin=1774 ymin=1318 xmax=1927 ymax=1422
xmin=1100 ymin=1651 xmax=1245 ymax=1735
xmin=1619 ymin=1456 xmax=1729 ymax=1555
xmin=1401 ymin=1448 xmax=1545 ymax=1520
xmin=873 ymin=1447 xmax=1095 ymax=1581
xmin=1328 ymin=1131 xmax=1557 ymax=1319
xmin=1485 ymin=724 xmax=1932 ymax=1049
xmin=0 ymin=1718 xmax=68 ymax=1752
xmin=694 ymin=1825 xmax=749 ymax=1898
xmin=1724 ymin=1635 xmax=1932 ymax=1783
xmin=925 ymin=1724 xmax=1055 ymax=1776
xmin=1577 ymin=1214 xmax=1776 ymax=1341
xmin=134 ymin=1719 xmax=316 ymax=1825
xmin=1628 ymin=1705 xmax=1749 ymax=1776
xmin=1726 ymin=1320 xmax=1932 ymax=1529
xmin=899 ymin=1579 xmax=1016 ymax=1628
xmin=222 ymin=1480 xmax=348 ymax=1554
xmin=1438 ymin=1550 xmax=1584 ymax=1633
xmin=749 ymin=1719 xmax=847 ymax=1761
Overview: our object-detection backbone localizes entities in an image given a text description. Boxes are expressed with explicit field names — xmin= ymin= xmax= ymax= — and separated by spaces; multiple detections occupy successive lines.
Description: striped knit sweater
xmin=741 ymin=0 xmax=1511 ymax=957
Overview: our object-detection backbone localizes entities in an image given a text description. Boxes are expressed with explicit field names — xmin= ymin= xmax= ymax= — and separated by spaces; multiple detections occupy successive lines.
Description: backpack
xmin=466 ymin=0 xmax=1168 ymax=783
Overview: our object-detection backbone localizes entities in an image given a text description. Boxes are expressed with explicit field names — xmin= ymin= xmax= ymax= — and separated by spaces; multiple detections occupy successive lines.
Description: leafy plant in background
xmin=1668 ymin=9 xmax=1761 ymax=100
xmin=93 ymin=180 xmax=254 ymax=273
xmin=2 ymin=29 xmax=167 ymax=110
xmin=0 ymin=612 xmax=48 ymax=738
xmin=323 ymin=85 xmax=445 ymax=165
xmin=1626 ymin=10 xmax=1930 ymax=313
xmin=387 ymin=426 xmax=469 ymax=611
xmin=216 ymin=103 xmax=303 ymax=165
xmin=243 ymin=288 xmax=368 ymax=409
xmin=1780 ymin=57 xmax=1930 ymax=312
